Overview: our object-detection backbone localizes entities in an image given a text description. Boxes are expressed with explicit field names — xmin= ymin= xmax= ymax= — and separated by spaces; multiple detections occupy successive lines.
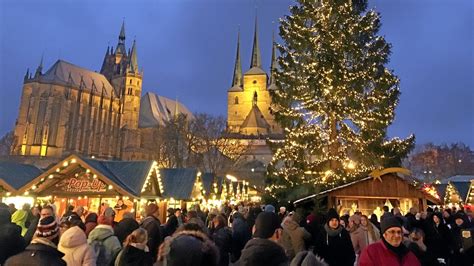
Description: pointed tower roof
xmin=241 ymin=105 xmax=270 ymax=133
xmin=128 ymin=39 xmax=138 ymax=73
xmin=35 ymin=55 xmax=44 ymax=77
xmin=100 ymin=46 xmax=110 ymax=73
xmin=115 ymin=21 xmax=127 ymax=55
xmin=268 ymin=31 xmax=278 ymax=90
xmin=250 ymin=15 xmax=262 ymax=69
xmin=229 ymin=29 xmax=243 ymax=91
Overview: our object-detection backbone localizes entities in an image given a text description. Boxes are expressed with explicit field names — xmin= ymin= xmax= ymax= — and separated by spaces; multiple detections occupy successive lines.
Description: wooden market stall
xmin=0 ymin=161 xmax=43 ymax=207
xmin=294 ymin=172 xmax=442 ymax=219
xmin=18 ymin=154 xmax=164 ymax=221
xmin=435 ymin=175 xmax=474 ymax=208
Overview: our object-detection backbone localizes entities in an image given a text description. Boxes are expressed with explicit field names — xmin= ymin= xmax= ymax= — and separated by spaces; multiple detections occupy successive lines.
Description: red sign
xmin=55 ymin=177 xmax=107 ymax=193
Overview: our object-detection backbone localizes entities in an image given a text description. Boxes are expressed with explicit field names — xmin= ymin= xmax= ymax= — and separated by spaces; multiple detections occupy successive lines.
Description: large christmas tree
xmin=266 ymin=0 xmax=414 ymax=203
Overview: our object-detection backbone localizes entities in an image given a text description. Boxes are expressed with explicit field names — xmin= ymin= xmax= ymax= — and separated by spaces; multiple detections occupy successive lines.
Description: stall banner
xmin=53 ymin=175 xmax=107 ymax=193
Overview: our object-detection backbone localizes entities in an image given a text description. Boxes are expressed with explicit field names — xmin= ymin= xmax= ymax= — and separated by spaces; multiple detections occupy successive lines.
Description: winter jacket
xmin=449 ymin=223 xmax=473 ymax=266
xmin=424 ymin=221 xmax=450 ymax=261
xmin=115 ymin=218 xmax=139 ymax=244
xmin=11 ymin=210 xmax=28 ymax=236
xmin=238 ymin=238 xmax=288 ymax=266
xmin=211 ymin=225 xmax=233 ymax=266
xmin=279 ymin=217 xmax=311 ymax=259
xmin=0 ymin=209 xmax=25 ymax=265
xmin=58 ymin=226 xmax=96 ymax=266
xmin=313 ymin=224 xmax=355 ymax=266
xmin=87 ymin=224 xmax=122 ymax=266
xmin=187 ymin=217 xmax=208 ymax=233
xmin=140 ymin=215 xmax=162 ymax=262
xmin=230 ymin=215 xmax=252 ymax=262
xmin=115 ymin=244 xmax=153 ymax=266
xmin=5 ymin=238 xmax=66 ymax=266
xmin=349 ymin=226 xmax=366 ymax=255
xmin=359 ymin=240 xmax=420 ymax=266
xmin=23 ymin=215 xmax=39 ymax=245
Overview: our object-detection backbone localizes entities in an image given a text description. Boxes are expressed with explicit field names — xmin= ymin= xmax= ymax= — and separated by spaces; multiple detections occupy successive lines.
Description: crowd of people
xmin=0 ymin=201 xmax=473 ymax=266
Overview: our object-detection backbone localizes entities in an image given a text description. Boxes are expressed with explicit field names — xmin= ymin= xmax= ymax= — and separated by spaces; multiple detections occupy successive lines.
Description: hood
xmin=282 ymin=217 xmax=299 ymax=231
xmin=59 ymin=226 xmax=87 ymax=248
xmin=122 ymin=246 xmax=147 ymax=263
xmin=88 ymin=224 xmax=114 ymax=241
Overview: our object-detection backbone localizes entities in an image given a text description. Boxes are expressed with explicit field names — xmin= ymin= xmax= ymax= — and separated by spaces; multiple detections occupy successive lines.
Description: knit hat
xmin=264 ymin=204 xmax=275 ymax=213
xmin=146 ymin=203 xmax=159 ymax=216
xmin=254 ymin=212 xmax=280 ymax=239
xmin=432 ymin=212 xmax=443 ymax=222
xmin=326 ymin=208 xmax=339 ymax=224
xmin=306 ymin=214 xmax=316 ymax=224
xmin=98 ymin=214 xmax=113 ymax=226
xmin=381 ymin=216 xmax=402 ymax=234
xmin=36 ymin=216 xmax=59 ymax=239
xmin=103 ymin=207 xmax=115 ymax=218
xmin=453 ymin=212 xmax=465 ymax=222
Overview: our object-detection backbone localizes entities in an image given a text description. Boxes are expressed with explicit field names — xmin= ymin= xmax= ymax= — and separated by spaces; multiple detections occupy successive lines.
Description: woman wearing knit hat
xmin=359 ymin=216 xmax=420 ymax=266
xmin=5 ymin=215 xmax=66 ymax=266
xmin=313 ymin=208 xmax=355 ymax=266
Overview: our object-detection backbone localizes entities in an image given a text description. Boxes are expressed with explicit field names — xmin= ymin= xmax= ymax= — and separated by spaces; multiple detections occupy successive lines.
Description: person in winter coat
xmin=210 ymin=214 xmax=232 ymax=266
xmin=238 ymin=212 xmax=288 ymax=266
xmin=0 ymin=207 xmax=25 ymax=265
xmin=140 ymin=203 xmax=162 ymax=262
xmin=5 ymin=215 xmax=66 ymax=266
xmin=348 ymin=214 xmax=366 ymax=258
xmin=313 ymin=209 xmax=355 ymax=266
xmin=114 ymin=217 xmax=139 ymax=244
xmin=360 ymin=215 xmax=380 ymax=245
xmin=402 ymin=228 xmax=429 ymax=266
xmin=11 ymin=209 xmax=28 ymax=236
xmin=279 ymin=213 xmax=311 ymax=260
xmin=449 ymin=213 xmax=473 ymax=266
xmin=359 ymin=216 xmax=420 ymax=266
xmin=187 ymin=210 xmax=208 ymax=233
xmin=424 ymin=212 xmax=450 ymax=264
xmin=165 ymin=208 xmax=179 ymax=237
xmin=84 ymin=212 xmax=98 ymax=237
xmin=87 ymin=214 xmax=122 ymax=266
xmin=157 ymin=230 xmax=219 ymax=266
xmin=58 ymin=226 xmax=96 ymax=266
xmin=115 ymin=228 xmax=153 ymax=266
xmin=230 ymin=212 xmax=252 ymax=262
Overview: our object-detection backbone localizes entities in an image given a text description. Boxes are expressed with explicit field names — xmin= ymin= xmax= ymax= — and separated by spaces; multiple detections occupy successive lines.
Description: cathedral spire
xmin=100 ymin=46 xmax=110 ymax=74
xmin=116 ymin=21 xmax=126 ymax=55
xmin=35 ymin=55 xmax=43 ymax=77
xmin=270 ymin=31 xmax=277 ymax=85
xmin=24 ymin=68 xmax=30 ymax=82
xmin=128 ymin=39 xmax=138 ymax=73
xmin=231 ymin=29 xmax=242 ymax=87
xmin=250 ymin=15 xmax=261 ymax=69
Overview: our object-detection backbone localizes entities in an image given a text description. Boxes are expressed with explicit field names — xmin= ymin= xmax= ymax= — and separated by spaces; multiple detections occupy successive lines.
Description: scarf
xmin=31 ymin=237 xmax=58 ymax=249
xmin=382 ymin=237 xmax=409 ymax=262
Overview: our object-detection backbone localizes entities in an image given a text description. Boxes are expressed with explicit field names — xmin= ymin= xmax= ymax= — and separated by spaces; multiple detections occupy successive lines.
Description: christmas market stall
xmin=436 ymin=175 xmax=474 ymax=208
xmin=201 ymin=173 xmax=254 ymax=207
xmin=294 ymin=170 xmax=442 ymax=219
xmin=0 ymin=161 xmax=43 ymax=207
xmin=17 ymin=154 xmax=164 ymax=220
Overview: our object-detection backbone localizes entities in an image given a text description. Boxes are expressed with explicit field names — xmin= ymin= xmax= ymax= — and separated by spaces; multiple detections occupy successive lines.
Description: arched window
xmin=234 ymin=96 xmax=239 ymax=104
xmin=253 ymin=91 xmax=258 ymax=105
xmin=129 ymin=79 xmax=132 ymax=85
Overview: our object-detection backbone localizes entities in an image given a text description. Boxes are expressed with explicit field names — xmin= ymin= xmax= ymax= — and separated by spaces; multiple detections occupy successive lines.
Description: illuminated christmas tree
xmin=266 ymin=0 xmax=414 ymax=202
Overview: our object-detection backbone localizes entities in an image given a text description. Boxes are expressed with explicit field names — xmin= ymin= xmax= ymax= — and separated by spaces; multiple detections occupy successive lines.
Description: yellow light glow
xmin=62 ymin=162 xmax=69 ymax=167
xmin=40 ymin=145 xmax=47 ymax=157
xmin=48 ymin=174 xmax=54 ymax=179
xmin=226 ymin=174 xmax=238 ymax=182
xmin=71 ymin=158 xmax=77 ymax=163
xmin=108 ymin=185 xmax=113 ymax=190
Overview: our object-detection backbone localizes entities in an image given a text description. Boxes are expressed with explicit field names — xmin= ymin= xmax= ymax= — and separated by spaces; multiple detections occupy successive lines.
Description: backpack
xmin=90 ymin=235 xmax=114 ymax=266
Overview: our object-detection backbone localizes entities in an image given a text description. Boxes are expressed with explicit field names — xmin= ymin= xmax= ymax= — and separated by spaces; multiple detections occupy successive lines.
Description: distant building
xmin=11 ymin=22 xmax=192 ymax=161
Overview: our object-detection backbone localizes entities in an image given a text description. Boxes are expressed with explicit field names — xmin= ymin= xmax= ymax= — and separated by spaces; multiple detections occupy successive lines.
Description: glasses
xmin=386 ymin=229 xmax=402 ymax=235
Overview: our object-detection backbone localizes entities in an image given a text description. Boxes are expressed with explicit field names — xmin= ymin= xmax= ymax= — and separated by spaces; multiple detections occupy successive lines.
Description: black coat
xmin=23 ymin=216 xmax=39 ymax=245
xmin=238 ymin=238 xmax=288 ymax=266
xmin=116 ymin=245 xmax=153 ymax=266
xmin=0 ymin=222 xmax=25 ymax=265
xmin=449 ymin=224 xmax=473 ymax=266
xmin=314 ymin=226 xmax=355 ymax=266
xmin=4 ymin=243 xmax=66 ymax=266
xmin=230 ymin=217 xmax=252 ymax=262
xmin=424 ymin=222 xmax=450 ymax=260
xmin=211 ymin=226 xmax=233 ymax=266
xmin=115 ymin=217 xmax=139 ymax=244
xmin=140 ymin=215 xmax=162 ymax=262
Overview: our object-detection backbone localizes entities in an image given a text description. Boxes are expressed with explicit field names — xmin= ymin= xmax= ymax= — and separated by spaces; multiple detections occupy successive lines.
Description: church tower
xmin=227 ymin=18 xmax=281 ymax=135
xmin=101 ymin=22 xmax=143 ymax=129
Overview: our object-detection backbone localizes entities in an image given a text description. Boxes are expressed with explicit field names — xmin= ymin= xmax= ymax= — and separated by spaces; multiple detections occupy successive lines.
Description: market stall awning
xmin=160 ymin=168 xmax=200 ymax=200
xmin=450 ymin=181 xmax=471 ymax=203
xmin=18 ymin=154 xmax=161 ymax=198
xmin=0 ymin=161 xmax=43 ymax=193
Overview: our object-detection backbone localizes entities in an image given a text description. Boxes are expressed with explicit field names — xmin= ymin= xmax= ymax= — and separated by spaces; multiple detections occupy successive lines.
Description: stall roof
xmin=201 ymin=173 xmax=227 ymax=196
xmin=81 ymin=158 xmax=154 ymax=197
xmin=160 ymin=168 xmax=198 ymax=200
xmin=450 ymin=181 xmax=471 ymax=201
xmin=0 ymin=161 xmax=43 ymax=191
xmin=441 ymin=175 xmax=474 ymax=184
xmin=435 ymin=184 xmax=448 ymax=200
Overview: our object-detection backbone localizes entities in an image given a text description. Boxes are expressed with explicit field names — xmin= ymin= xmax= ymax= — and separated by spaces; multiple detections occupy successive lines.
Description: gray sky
xmin=0 ymin=0 xmax=473 ymax=147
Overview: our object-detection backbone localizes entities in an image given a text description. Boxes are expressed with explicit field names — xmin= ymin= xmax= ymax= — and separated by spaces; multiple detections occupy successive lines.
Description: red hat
xmin=36 ymin=216 xmax=59 ymax=239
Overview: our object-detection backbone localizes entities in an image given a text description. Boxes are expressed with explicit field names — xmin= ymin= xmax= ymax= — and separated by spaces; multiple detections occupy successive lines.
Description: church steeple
xmin=270 ymin=31 xmax=277 ymax=85
xmin=115 ymin=21 xmax=126 ymax=55
xmin=231 ymin=29 xmax=242 ymax=87
xmin=35 ymin=55 xmax=43 ymax=78
xmin=127 ymin=39 xmax=138 ymax=73
xmin=250 ymin=15 xmax=261 ymax=69
xmin=100 ymin=46 xmax=110 ymax=74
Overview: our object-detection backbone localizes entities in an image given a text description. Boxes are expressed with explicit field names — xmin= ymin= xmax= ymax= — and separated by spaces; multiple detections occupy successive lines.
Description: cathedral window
xmin=129 ymin=79 xmax=132 ymax=85
xmin=234 ymin=96 xmax=239 ymax=104
xmin=137 ymin=81 xmax=140 ymax=86
xmin=127 ymin=88 xmax=132 ymax=95
xmin=253 ymin=80 xmax=257 ymax=84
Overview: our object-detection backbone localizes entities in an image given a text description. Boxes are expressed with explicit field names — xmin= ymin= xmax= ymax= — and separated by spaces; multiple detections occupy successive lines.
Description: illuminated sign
xmin=55 ymin=176 xmax=107 ymax=193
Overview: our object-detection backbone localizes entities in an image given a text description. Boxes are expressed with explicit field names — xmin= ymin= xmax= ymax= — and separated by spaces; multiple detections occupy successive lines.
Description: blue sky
xmin=0 ymin=0 xmax=472 ymax=147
